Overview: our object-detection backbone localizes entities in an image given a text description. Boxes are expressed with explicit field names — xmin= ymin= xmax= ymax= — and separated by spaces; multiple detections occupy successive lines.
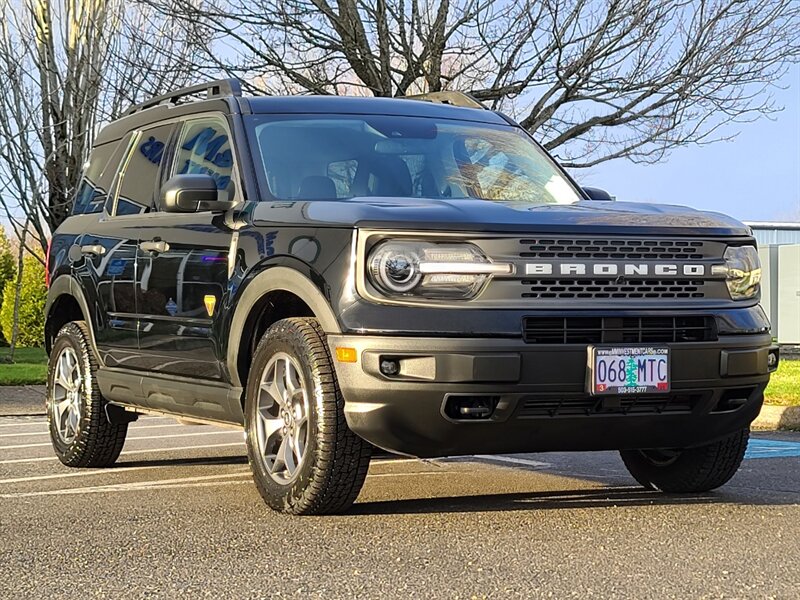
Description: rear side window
xmin=112 ymin=123 xmax=175 ymax=216
xmin=72 ymin=141 xmax=123 ymax=215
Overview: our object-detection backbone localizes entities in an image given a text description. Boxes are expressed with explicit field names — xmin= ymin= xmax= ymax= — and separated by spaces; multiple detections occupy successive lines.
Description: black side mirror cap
xmin=161 ymin=174 xmax=234 ymax=213
xmin=582 ymin=187 xmax=615 ymax=201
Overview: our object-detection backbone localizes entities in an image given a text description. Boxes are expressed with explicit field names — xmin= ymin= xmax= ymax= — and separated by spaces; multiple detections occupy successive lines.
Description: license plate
xmin=588 ymin=346 xmax=670 ymax=395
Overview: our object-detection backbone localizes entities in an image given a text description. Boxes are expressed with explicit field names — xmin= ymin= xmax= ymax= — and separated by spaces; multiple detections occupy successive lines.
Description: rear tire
xmin=620 ymin=429 xmax=749 ymax=493
xmin=244 ymin=317 xmax=371 ymax=515
xmin=47 ymin=321 xmax=128 ymax=467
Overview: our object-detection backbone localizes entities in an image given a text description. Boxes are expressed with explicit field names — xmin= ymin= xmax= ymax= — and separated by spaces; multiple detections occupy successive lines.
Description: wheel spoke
xmin=269 ymin=437 xmax=288 ymax=474
xmin=258 ymin=409 xmax=283 ymax=450
xmin=291 ymin=430 xmax=304 ymax=465
xmin=259 ymin=378 xmax=281 ymax=408
xmin=53 ymin=398 xmax=70 ymax=421
xmin=282 ymin=435 xmax=297 ymax=475
xmin=66 ymin=406 xmax=80 ymax=437
xmin=58 ymin=358 xmax=71 ymax=391
xmin=284 ymin=357 xmax=299 ymax=397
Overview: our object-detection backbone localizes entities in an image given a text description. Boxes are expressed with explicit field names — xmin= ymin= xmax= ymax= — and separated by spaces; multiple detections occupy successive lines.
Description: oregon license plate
xmin=588 ymin=346 xmax=670 ymax=395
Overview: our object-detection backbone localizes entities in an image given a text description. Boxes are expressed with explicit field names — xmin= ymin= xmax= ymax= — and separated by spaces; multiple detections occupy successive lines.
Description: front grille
xmin=522 ymin=316 xmax=717 ymax=344
xmin=519 ymin=238 xmax=705 ymax=261
xmin=521 ymin=278 xmax=707 ymax=299
xmin=518 ymin=393 xmax=703 ymax=418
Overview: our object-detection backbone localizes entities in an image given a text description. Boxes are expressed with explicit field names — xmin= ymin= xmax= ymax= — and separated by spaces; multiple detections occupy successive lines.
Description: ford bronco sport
xmin=44 ymin=80 xmax=779 ymax=514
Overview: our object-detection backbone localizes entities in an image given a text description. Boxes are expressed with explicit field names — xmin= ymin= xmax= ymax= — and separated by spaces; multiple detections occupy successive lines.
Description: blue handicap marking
xmin=745 ymin=439 xmax=800 ymax=460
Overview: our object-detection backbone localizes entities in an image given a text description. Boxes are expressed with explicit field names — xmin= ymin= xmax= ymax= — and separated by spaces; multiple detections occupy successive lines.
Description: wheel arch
xmin=44 ymin=276 xmax=100 ymax=359
xmin=227 ymin=267 xmax=341 ymax=389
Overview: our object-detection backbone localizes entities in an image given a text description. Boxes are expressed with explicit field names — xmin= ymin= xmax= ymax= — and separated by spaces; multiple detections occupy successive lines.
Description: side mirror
xmin=161 ymin=174 xmax=234 ymax=213
xmin=582 ymin=186 xmax=615 ymax=201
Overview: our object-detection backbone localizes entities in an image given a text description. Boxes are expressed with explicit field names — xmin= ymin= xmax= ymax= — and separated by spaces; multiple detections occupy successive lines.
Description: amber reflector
xmin=335 ymin=347 xmax=357 ymax=363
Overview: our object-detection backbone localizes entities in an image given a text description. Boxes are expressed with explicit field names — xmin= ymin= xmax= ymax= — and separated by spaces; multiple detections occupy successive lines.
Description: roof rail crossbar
xmin=123 ymin=79 xmax=243 ymax=116
xmin=402 ymin=91 xmax=487 ymax=110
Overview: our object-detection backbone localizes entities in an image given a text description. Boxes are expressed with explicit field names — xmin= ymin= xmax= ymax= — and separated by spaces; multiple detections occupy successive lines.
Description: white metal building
xmin=747 ymin=222 xmax=800 ymax=345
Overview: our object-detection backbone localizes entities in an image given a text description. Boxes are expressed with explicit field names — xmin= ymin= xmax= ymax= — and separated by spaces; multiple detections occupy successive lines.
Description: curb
xmin=752 ymin=405 xmax=800 ymax=431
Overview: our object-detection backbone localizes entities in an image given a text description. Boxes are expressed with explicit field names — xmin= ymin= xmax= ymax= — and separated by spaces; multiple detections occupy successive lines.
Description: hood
xmin=248 ymin=197 xmax=750 ymax=237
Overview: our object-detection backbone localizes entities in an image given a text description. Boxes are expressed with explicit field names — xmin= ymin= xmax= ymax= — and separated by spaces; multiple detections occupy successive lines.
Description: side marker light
xmin=336 ymin=347 xmax=357 ymax=363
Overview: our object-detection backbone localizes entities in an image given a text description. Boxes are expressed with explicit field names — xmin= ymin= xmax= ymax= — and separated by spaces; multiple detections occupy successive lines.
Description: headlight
xmin=712 ymin=245 xmax=761 ymax=300
xmin=367 ymin=241 xmax=512 ymax=300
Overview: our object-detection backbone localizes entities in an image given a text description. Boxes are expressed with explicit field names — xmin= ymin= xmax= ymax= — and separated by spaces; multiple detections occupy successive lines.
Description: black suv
xmin=45 ymin=80 xmax=778 ymax=514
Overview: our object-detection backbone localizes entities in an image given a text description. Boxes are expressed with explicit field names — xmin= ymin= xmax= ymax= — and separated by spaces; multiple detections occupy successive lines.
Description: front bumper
xmin=328 ymin=333 xmax=775 ymax=457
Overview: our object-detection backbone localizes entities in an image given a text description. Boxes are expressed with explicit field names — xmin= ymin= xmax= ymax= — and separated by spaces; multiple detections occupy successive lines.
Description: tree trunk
xmin=8 ymin=224 xmax=27 ymax=362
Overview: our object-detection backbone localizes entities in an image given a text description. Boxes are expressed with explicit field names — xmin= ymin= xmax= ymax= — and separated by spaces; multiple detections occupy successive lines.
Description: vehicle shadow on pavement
xmin=350 ymin=486 xmax=761 ymax=515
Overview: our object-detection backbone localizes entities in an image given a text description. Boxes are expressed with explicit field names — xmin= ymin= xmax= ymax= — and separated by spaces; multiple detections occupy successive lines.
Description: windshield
xmin=245 ymin=114 xmax=581 ymax=204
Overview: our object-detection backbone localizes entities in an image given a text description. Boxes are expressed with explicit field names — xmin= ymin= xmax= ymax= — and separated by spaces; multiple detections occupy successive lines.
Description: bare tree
xmin=149 ymin=0 xmax=800 ymax=167
xmin=0 ymin=0 xmax=205 ymax=253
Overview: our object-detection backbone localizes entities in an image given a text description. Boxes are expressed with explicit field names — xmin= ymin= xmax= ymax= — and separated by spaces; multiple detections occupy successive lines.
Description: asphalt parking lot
xmin=1 ymin=414 xmax=799 ymax=599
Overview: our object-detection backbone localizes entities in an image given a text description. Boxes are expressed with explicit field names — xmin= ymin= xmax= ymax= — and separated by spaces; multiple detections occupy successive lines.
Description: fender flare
xmin=44 ymin=275 xmax=101 ymax=360
xmin=226 ymin=266 xmax=341 ymax=388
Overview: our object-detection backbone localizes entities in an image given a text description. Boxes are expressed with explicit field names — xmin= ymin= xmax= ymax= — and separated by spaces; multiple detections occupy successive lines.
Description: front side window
xmin=245 ymin=115 xmax=581 ymax=204
xmin=173 ymin=117 xmax=235 ymax=192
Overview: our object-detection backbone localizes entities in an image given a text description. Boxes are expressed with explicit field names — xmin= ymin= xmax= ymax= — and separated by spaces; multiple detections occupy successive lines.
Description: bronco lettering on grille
xmin=524 ymin=263 xmax=707 ymax=277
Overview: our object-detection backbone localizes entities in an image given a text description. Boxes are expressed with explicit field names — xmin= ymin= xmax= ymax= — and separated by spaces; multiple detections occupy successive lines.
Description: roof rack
xmin=403 ymin=90 xmax=487 ymax=110
xmin=123 ymin=79 xmax=243 ymax=116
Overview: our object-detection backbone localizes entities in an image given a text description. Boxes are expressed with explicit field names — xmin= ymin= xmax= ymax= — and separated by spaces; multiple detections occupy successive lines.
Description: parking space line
xmin=367 ymin=471 xmax=453 ymax=478
xmin=0 ymin=430 xmax=242 ymax=451
xmin=0 ymin=422 xmax=216 ymax=438
xmin=0 ymin=421 xmax=48 ymax=429
xmin=0 ymin=441 xmax=245 ymax=465
xmin=0 ymin=463 xmax=219 ymax=485
xmin=0 ymin=472 xmax=252 ymax=499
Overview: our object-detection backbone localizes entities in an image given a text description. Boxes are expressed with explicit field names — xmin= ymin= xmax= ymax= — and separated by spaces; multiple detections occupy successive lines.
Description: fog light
xmin=380 ymin=359 xmax=399 ymax=376
xmin=767 ymin=348 xmax=779 ymax=372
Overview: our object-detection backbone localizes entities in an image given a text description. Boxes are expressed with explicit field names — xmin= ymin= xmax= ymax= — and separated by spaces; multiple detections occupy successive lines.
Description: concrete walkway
xmin=0 ymin=385 xmax=46 ymax=416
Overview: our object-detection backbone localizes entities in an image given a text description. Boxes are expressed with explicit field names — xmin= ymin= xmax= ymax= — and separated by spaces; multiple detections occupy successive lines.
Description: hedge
xmin=0 ymin=255 xmax=46 ymax=347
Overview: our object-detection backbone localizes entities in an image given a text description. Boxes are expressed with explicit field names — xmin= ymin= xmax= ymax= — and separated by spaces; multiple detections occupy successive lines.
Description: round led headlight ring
xmin=369 ymin=244 xmax=422 ymax=293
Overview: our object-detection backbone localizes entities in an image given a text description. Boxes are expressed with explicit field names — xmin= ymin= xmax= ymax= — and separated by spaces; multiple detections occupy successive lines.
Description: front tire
xmin=47 ymin=321 xmax=128 ymax=467
xmin=244 ymin=317 xmax=371 ymax=515
xmin=620 ymin=429 xmax=749 ymax=493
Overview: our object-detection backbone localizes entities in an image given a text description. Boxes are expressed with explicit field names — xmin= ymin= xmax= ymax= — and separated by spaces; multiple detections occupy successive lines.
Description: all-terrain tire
xmin=47 ymin=321 xmax=128 ymax=467
xmin=244 ymin=317 xmax=371 ymax=515
xmin=620 ymin=429 xmax=749 ymax=493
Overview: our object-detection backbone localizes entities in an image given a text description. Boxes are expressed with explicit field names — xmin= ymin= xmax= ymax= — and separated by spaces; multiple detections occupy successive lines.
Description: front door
xmin=133 ymin=115 xmax=237 ymax=382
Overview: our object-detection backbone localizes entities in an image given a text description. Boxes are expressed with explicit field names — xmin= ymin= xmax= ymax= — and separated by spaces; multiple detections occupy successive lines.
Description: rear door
xmin=84 ymin=123 xmax=177 ymax=367
xmin=72 ymin=132 xmax=139 ymax=366
xmin=132 ymin=114 xmax=237 ymax=384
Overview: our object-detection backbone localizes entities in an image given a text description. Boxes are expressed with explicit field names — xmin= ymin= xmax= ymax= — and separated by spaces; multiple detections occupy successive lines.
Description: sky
xmin=582 ymin=64 xmax=800 ymax=223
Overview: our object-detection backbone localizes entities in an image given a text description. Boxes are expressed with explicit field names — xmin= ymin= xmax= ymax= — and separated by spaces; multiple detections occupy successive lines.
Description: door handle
xmin=139 ymin=240 xmax=170 ymax=254
xmin=80 ymin=244 xmax=106 ymax=256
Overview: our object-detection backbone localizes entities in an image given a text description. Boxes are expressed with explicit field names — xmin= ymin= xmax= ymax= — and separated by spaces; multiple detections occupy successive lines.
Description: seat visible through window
xmin=297 ymin=175 xmax=337 ymax=199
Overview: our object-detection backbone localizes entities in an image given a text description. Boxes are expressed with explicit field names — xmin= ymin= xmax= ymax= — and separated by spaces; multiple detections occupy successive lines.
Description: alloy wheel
xmin=50 ymin=346 xmax=83 ymax=445
xmin=255 ymin=352 xmax=310 ymax=483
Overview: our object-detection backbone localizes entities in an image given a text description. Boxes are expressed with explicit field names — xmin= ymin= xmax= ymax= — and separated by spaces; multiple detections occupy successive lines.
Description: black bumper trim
xmin=328 ymin=333 xmax=772 ymax=457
